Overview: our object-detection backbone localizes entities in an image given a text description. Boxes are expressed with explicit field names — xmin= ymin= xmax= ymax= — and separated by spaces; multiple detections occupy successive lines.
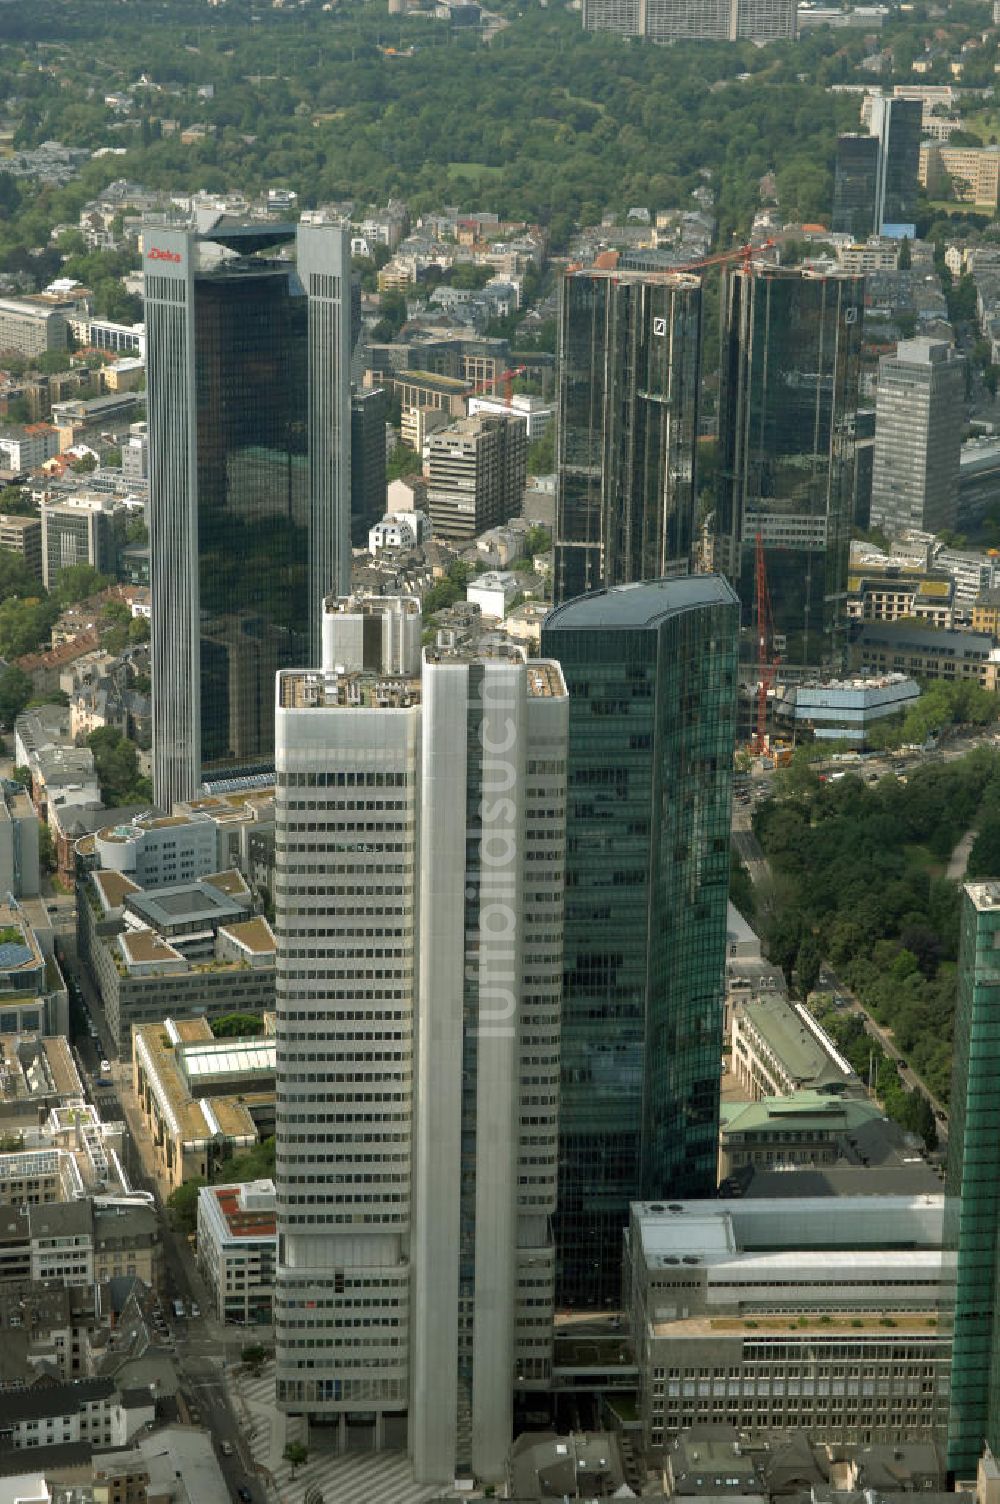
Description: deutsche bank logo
xmin=652 ymin=317 xmax=667 ymax=336
xmin=844 ymin=307 xmax=858 ymax=325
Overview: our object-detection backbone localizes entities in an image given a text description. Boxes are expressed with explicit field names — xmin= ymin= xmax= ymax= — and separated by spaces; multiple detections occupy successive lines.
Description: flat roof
xmin=544 ymin=575 xmax=738 ymax=632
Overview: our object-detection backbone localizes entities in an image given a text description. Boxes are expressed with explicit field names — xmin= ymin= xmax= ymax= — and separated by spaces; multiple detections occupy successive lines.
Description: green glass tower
xmin=946 ymin=882 xmax=1000 ymax=1478
xmin=541 ymin=576 xmax=739 ymax=1307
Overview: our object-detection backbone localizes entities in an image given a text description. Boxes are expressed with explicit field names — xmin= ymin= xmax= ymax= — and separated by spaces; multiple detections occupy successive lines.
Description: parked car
xmin=100 ymin=1059 xmax=111 ymax=1074
xmin=221 ymin=1442 xmax=234 ymax=1456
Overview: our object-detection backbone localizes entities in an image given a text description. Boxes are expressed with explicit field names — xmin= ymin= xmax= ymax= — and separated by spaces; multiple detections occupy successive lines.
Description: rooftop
xmin=544 ymin=574 xmax=738 ymax=632
xmin=734 ymin=994 xmax=858 ymax=1088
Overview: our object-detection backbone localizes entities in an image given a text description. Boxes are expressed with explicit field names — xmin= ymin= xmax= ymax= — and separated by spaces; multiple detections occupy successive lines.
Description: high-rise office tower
xmin=870 ymin=338 xmax=966 ymax=537
xmin=870 ymin=96 xmax=923 ymax=232
xmin=554 ymin=267 xmax=702 ymax=606
xmin=716 ymin=266 xmax=864 ymax=670
xmin=832 ymin=134 xmax=881 ymax=239
xmin=273 ymin=595 xmax=568 ymax=1485
xmin=426 ymin=412 xmax=527 ymax=544
xmin=541 ymin=576 xmax=739 ymax=1307
xmin=145 ymin=218 xmax=351 ymax=808
xmin=350 ymin=385 xmax=388 ymax=547
xmin=945 ymin=882 xmax=1000 ymax=1478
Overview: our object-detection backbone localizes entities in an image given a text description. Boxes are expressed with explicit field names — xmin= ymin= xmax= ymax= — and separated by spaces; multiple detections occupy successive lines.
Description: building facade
xmin=145 ymin=219 xmax=351 ymax=807
xmin=40 ymin=496 xmax=116 ymax=591
xmin=273 ymin=597 xmax=568 ymax=1486
xmin=832 ymin=134 xmax=880 ymax=239
xmin=582 ymin=0 xmax=796 ymax=42
xmin=716 ymin=267 xmax=865 ymax=669
xmin=554 ymin=267 xmax=701 ymax=605
xmin=870 ymin=339 xmax=966 ymax=537
xmin=425 ymin=412 xmax=527 ymax=543
xmin=870 ymin=95 xmax=923 ymax=231
xmin=350 ymin=386 xmax=388 ymax=548
xmin=541 ymin=577 xmax=738 ymax=1307
xmin=945 ymin=882 xmax=1000 ymax=1477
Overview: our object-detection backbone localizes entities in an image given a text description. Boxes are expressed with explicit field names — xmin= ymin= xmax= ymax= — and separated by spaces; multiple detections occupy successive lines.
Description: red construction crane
xmin=752 ymin=531 xmax=780 ymax=757
xmin=468 ymin=363 xmax=528 ymax=405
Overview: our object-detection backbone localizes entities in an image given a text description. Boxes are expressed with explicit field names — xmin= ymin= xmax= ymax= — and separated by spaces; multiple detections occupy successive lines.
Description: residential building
xmin=0 ymin=301 xmax=68 ymax=359
xmin=846 ymin=564 xmax=955 ymax=628
xmin=773 ymin=673 xmax=921 ymax=744
xmin=0 ymin=1376 xmax=152 ymax=1452
xmin=920 ymin=144 xmax=1000 ymax=208
xmin=716 ymin=267 xmax=864 ymax=669
xmin=945 ymin=882 xmax=1000 ymax=1477
xmin=581 ymin=0 xmax=797 ymax=42
xmin=350 ymin=386 xmax=388 ymax=548
xmin=0 ymin=515 xmax=42 ymax=581
xmin=554 ymin=267 xmax=701 ymax=605
xmin=132 ymin=1016 xmax=274 ymax=1190
xmin=832 ymin=135 xmax=881 ymax=238
xmin=0 ymin=426 xmax=60 ymax=475
xmin=426 ymin=412 xmax=527 ymax=543
xmin=197 ymin=1179 xmax=276 ymax=1325
xmin=870 ymin=340 xmax=966 ymax=537
xmin=368 ymin=511 xmax=430 ymax=554
xmin=625 ymin=1196 xmax=951 ymax=1461
xmin=465 ymin=569 xmax=521 ymax=618
xmin=145 ymin=218 xmax=352 ymax=807
xmin=541 ymin=576 xmax=739 ymax=1307
xmin=730 ymin=994 xmax=860 ymax=1099
xmin=40 ymin=494 xmax=116 ymax=590
xmin=274 ymin=596 xmax=568 ymax=1486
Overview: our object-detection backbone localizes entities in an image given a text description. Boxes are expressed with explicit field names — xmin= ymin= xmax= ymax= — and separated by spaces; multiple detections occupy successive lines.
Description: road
xmin=59 ymin=926 xmax=263 ymax=1503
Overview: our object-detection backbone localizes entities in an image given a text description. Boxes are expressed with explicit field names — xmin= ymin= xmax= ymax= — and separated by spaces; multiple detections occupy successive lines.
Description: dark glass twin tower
xmin=145 ymin=220 xmax=351 ymax=808
xmin=554 ymin=264 xmax=865 ymax=669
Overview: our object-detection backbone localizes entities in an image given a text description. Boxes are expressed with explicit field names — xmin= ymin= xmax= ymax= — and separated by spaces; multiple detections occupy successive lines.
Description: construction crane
xmin=752 ymin=531 xmax=780 ymax=757
xmin=468 ymin=363 xmax=528 ymax=406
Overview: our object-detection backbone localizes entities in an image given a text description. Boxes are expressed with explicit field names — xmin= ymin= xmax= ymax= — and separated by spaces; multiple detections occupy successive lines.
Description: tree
xmin=87 ymin=727 xmax=148 ymax=806
xmin=168 ymin=1178 xmax=206 ymax=1235
xmin=37 ymin=821 xmax=54 ymax=874
xmin=897 ymin=236 xmax=912 ymax=271
xmin=211 ymin=1013 xmax=266 ymax=1038
xmin=283 ymin=1443 xmax=308 ymax=1475
xmin=241 ymin=1344 xmax=268 ymax=1375
xmin=54 ymin=564 xmax=111 ymax=606
xmin=69 ymin=454 xmax=98 ymax=475
xmin=0 ymin=666 xmax=32 ymax=727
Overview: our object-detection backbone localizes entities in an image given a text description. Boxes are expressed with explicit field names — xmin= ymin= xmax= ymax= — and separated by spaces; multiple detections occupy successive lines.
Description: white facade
xmin=0 ymin=429 xmax=60 ymax=473
xmin=368 ymin=512 xmax=430 ymax=554
xmin=197 ymin=1179 xmax=277 ymax=1325
xmin=274 ymin=598 xmax=567 ymax=1488
xmin=94 ymin=812 xmax=218 ymax=886
xmin=466 ymin=570 xmax=521 ymax=620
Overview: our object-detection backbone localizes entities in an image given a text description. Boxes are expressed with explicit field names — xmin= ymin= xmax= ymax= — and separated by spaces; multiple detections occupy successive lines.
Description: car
xmin=100 ymin=1059 xmax=111 ymax=1074
xmin=189 ymin=1301 xmax=200 ymax=1318
xmin=221 ymin=1441 xmax=234 ymax=1456
xmin=238 ymin=1489 xmax=253 ymax=1504
xmin=172 ymin=1299 xmax=185 ymax=1319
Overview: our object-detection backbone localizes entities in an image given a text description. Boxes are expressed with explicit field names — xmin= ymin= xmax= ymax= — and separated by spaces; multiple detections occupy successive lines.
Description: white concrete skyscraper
xmin=273 ymin=596 xmax=567 ymax=1486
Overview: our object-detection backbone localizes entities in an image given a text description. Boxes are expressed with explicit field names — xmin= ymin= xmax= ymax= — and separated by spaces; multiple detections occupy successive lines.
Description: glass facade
xmin=945 ymin=884 xmax=1000 ymax=1477
xmin=716 ymin=268 xmax=864 ymax=670
xmin=554 ymin=269 xmax=701 ymax=606
xmin=541 ymin=576 xmax=738 ymax=1307
xmin=146 ymin=221 xmax=350 ymax=808
xmin=832 ymin=134 xmax=879 ymax=240
xmin=878 ymin=97 xmax=922 ymax=229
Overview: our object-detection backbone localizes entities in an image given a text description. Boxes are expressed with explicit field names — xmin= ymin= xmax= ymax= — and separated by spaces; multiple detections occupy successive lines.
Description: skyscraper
xmin=945 ymin=882 xmax=1000 ymax=1478
xmin=541 ymin=576 xmax=739 ymax=1307
xmin=273 ymin=595 xmax=568 ymax=1485
xmin=554 ymin=267 xmax=702 ymax=606
xmin=716 ymin=266 xmax=864 ymax=669
xmin=832 ymin=134 xmax=880 ymax=239
xmin=870 ymin=96 xmax=923 ymax=232
xmin=145 ymin=219 xmax=351 ymax=808
xmin=870 ymin=338 xmax=966 ymax=537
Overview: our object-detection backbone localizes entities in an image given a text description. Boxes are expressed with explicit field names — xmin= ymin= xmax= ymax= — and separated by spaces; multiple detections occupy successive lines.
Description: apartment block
xmin=426 ymin=412 xmax=527 ymax=542
xmin=0 ymin=514 xmax=42 ymax=581
xmin=920 ymin=143 xmax=1000 ymax=207
xmin=0 ymin=300 xmax=68 ymax=359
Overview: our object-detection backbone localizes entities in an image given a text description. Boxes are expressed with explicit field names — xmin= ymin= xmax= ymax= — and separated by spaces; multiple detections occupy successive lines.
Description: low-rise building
xmin=0 ymin=1376 xmax=152 ymax=1451
xmin=850 ymin=621 xmax=996 ymax=686
xmin=132 ymin=1017 xmax=274 ymax=1190
xmin=718 ymin=1091 xmax=923 ymax=1181
xmin=197 ymin=1179 xmax=276 ymax=1325
xmin=40 ymin=494 xmax=116 ymax=591
xmin=731 ymin=994 xmax=861 ymax=1099
xmin=0 ymin=515 xmax=42 ymax=582
xmin=0 ymin=302 xmax=68 ymax=360
xmin=625 ymin=1195 xmax=951 ymax=1461
xmin=466 ymin=569 xmax=522 ymax=619
xmin=79 ymin=872 xmax=276 ymax=1052
xmin=368 ymin=510 xmax=430 ymax=554
xmin=0 ymin=426 xmax=60 ymax=475
xmin=773 ymin=674 xmax=921 ymax=745
xmin=846 ymin=566 xmax=955 ymax=628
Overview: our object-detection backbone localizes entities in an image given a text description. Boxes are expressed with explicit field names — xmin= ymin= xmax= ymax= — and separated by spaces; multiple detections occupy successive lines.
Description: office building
xmin=0 ymin=425 xmax=59 ymax=475
xmin=0 ymin=514 xmax=41 ymax=582
xmin=920 ymin=144 xmax=1000 ymax=209
xmin=0 ymin=300 xmax=68 ymax=359
xmin=582 ymin=0 xmax=796 ymax=42
xmin=870 ymin=339 xmax=966 ymax=537
xmin=870 ymin=96 xmax=923 ymax=232
xmin=425 ymin=412 xmax=527 ymax=543
xmin=144 ymin=218 xmax=351 ymax=808
xmin=945 ymin=883 xmax=1000 ymax=1478
xmin=541 ymin=576 xmax=738 ymax=1307
xmin=40 ymin=495 xmax=116 ymax=590
xmin=626 ymin=1196 xmax=951 ymax=1462
xmin=716 ymin=267 xmax=864 ymax=669
xmin=832 ymin=134 xmax=880 ymax=238
xmin=274 ymin=596 xmax=568 ymax=1485
xmin=350 ymin=386 xmax=388 ymax=547
xmin=197 ymin=1179 xmax=277 ymax=1326
xmin=554 ymin=267 xmax=701 ymax=606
